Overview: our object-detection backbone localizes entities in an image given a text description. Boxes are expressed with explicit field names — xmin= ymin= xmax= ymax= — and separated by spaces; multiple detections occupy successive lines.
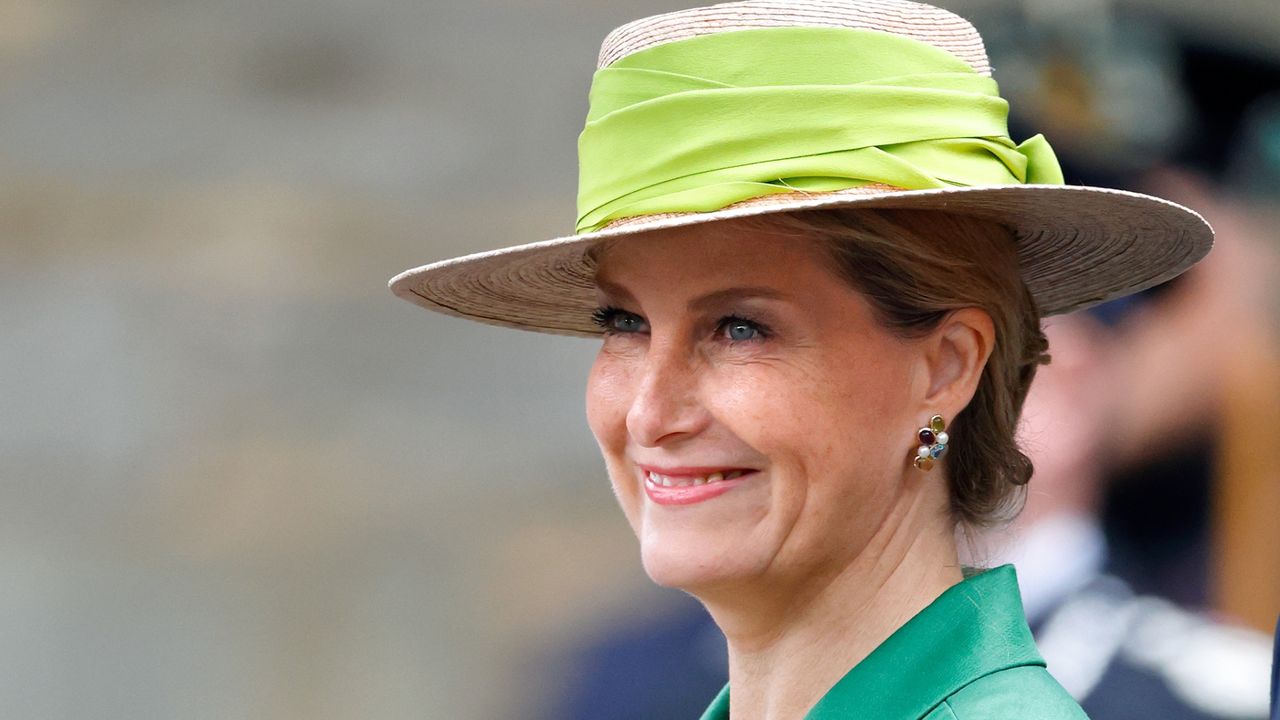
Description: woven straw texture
xmin=598 ymin=0 xmax=991 ymax=75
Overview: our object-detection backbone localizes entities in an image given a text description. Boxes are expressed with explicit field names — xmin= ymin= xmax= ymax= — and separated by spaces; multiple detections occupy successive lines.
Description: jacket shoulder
xmin=939 ymin=665 xmax=1090 ymax=719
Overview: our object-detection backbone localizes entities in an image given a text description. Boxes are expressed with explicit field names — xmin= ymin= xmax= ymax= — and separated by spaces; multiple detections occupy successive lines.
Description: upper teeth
xmin=646 ymin=470 xmax=747 ymax=488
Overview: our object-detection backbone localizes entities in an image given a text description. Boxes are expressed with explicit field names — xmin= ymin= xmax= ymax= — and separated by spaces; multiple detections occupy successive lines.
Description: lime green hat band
xmin=575 ymin=26 xmax=1064 ymax=234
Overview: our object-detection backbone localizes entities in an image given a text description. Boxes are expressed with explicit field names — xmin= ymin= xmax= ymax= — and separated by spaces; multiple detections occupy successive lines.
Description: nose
xmin=625 ymin=341 xmax=710 ymax=448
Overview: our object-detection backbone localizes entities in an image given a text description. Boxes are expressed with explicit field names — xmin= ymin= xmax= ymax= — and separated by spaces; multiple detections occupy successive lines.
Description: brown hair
xmin=733 ymin=207 xmax=1051 ymax=528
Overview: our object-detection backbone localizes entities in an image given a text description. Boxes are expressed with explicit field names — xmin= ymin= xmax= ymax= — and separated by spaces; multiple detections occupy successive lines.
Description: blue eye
xmin=591 ymin=306 xmax=648 ymax=334
xmin=720 ymin=316 xmax=767 ymax=342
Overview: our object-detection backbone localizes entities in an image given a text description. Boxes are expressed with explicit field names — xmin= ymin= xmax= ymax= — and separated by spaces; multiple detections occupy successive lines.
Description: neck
xmin=696 ymin=483 xmax=963 ymax=720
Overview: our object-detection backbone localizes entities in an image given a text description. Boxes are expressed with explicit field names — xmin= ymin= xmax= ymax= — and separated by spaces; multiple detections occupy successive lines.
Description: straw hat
xmin=389 ymin=0 xmax=1213 ymax=336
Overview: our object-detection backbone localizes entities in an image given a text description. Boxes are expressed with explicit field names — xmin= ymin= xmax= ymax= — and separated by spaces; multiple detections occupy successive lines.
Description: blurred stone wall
xmin=0 ymin=0 xmax=696 ymax=717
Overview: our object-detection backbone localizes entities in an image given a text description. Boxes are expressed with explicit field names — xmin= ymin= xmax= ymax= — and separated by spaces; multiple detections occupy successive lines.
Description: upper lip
xmin=636 ymin=463 xmax=755 ymax=477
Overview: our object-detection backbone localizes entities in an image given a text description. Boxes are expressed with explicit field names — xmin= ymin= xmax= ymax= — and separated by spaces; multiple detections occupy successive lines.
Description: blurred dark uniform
xmin=1032 ymin=571 xmax=1271 ymax=720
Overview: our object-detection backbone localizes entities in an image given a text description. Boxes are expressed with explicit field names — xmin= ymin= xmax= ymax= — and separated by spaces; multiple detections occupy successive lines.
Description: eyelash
xmin=590 ymin=305 xmax=771 ymax=343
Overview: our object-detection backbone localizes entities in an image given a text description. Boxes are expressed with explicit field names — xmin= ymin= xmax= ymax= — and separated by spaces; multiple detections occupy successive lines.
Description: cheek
xmin=711 ymin=349 xmax=907 ymax=453
xmin=585 ymin=352 xmax=644 ymax=527
xmin=820 ymin=354 xmax=912 ymax=482
xmin=722 ymin=347 xmax=911 ymax=506
xmin=816 ymin=354 xmax=917 ymax=525
xmin=829 ymin=353 xmax=910 ymax=429
xmin=585 ymin=352 xmax=631 ymax=450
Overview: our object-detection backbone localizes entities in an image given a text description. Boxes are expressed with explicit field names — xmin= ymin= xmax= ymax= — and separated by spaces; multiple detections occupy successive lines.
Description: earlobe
xmin=923 ymin=308 xmax=995 ymax=414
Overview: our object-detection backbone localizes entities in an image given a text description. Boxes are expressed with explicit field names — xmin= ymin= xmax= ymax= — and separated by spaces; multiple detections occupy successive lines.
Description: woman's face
xmin=585 ymin=218 xmax=929 ymax=595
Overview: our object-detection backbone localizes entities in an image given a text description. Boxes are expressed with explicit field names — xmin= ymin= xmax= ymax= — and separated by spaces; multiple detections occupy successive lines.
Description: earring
xmin=913 ymin=415 xmax=949 ymax=471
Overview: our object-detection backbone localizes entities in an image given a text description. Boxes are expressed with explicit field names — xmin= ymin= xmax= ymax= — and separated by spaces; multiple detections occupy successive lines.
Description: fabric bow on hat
xmin=576 ymin=26 xmax=1063 ymax=234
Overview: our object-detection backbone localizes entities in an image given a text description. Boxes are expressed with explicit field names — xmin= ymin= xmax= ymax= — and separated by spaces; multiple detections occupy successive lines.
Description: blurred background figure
xmin=1 ymin=0 xmax=1276 ymax=718
xmin=993 ymin=309 xmax=1273 ymax=720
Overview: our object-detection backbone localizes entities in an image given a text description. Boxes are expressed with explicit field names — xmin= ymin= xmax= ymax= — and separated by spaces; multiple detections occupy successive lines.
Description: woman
xmin=389 ymin=1 xmax=1213 ymax=717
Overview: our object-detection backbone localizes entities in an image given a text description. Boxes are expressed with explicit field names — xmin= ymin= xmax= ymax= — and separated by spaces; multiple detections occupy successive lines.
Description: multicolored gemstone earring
xmin=913 ymin=414 xmax=949 ymax=471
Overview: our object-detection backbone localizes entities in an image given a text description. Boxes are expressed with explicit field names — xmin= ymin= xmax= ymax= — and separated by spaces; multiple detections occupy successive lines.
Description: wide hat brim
xmin=389 ymin=183 xmax=1213 ymax=337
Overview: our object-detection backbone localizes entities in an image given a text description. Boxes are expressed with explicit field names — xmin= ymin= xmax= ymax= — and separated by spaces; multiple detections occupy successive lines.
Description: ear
xmin=916 ymin=307 xmax=995 ymax=418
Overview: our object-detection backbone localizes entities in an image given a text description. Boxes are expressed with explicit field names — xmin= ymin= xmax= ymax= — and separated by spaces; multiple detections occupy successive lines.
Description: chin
xmin=638 ymin=533 xmax=761 ymax=592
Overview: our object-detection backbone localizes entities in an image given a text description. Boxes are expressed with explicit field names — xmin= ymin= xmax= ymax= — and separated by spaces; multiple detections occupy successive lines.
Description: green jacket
xmin=698 ymin=565 xmax=1089 ymax=719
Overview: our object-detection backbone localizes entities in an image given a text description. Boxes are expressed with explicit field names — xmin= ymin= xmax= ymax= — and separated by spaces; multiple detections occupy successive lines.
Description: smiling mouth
xmin=644 ymin=469 xmax=750 ymax=488
xmin=639 ymin=468 xmax=758 ymax=506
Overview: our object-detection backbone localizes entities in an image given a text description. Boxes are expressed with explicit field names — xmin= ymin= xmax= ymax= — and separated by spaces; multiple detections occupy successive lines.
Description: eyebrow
xmin=595 ymin=278 xmax=789 ymax=311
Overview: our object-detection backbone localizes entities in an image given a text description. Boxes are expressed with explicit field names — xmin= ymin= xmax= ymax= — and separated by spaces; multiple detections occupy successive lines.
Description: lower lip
xmin=643 ymin=472 xmax=756 ymax=506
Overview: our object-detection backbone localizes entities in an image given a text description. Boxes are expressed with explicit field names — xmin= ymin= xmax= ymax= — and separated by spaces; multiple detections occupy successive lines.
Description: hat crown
xmin=597 ymin=0 xmax=992 ymax=77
